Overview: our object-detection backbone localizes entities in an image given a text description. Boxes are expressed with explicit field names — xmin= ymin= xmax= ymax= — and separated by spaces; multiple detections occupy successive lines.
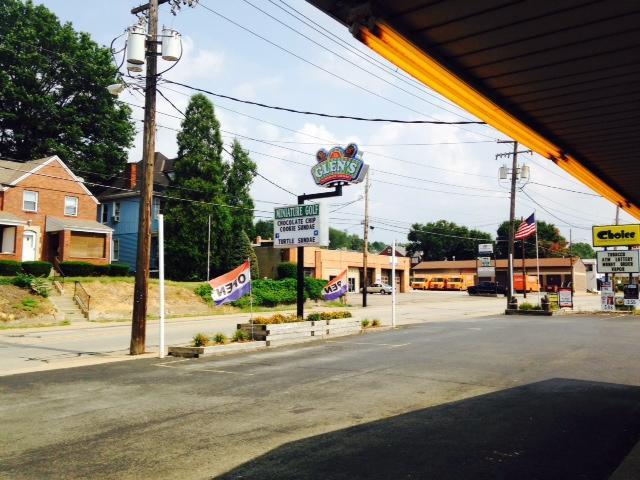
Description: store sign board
xmin=312 ymin=143 xmax=368 ymax=188
xmin=559 ymin=289 xmax=573 ymax=308
xmin=596 ymin=250 xmax=640 ymax=273
xmin=478 ymin=243 xmax=493 ymax=253
xmin=273 ymin=203 xmax=328 ymax=248
xmin=477 ymin=266 xmax=495 ymax=277
xmin=601 ymin=294 xmax=615 ymax=311
xmin=592 ymin=224 xmax=640 ymax=247
xmin=478 ymin=257 xmax=492 ymax=267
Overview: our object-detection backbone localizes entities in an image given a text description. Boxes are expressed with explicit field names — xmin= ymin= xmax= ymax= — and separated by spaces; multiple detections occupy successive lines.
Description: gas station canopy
xmin=307 ymin=1 xmax=640 ymax=219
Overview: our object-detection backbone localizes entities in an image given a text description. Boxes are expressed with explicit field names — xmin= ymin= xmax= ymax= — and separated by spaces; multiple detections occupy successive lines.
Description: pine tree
xmin=226 ymin=139 xmax=257 ymax=238
xmin=228 ymin=230 xmax=259 ymax=279
xmin=165 ymin=94 xmax=231 ymax=280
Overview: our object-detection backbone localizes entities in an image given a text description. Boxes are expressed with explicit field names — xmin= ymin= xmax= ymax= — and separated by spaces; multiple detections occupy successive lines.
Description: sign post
xmin=391 ymin=240 xmax=397 ymax=328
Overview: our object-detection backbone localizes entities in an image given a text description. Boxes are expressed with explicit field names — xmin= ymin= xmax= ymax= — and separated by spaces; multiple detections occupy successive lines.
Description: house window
xmin=152 ymin=197 xmax=160 ymax=219
xmin=112 ymin=238 xmax=120 ymax=261
xmin=101 ymin=204 xmax=109 ymax=223
xmin=0 ymin=226 xmax=16 ymax=254
xmin=23 ymin=191 xmax=38 ymax=212
xmin=112 ymin=202 xmax=121 ymax=222
xmin=64 ymin=196 xmax=78 ymax=216
xmin=69 ymin=232 xmax=106 ymax=258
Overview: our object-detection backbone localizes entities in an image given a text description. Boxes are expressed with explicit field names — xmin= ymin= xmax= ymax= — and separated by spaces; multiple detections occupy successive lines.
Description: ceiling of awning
xmin=307 ymin=0 xmax=640 ymax=220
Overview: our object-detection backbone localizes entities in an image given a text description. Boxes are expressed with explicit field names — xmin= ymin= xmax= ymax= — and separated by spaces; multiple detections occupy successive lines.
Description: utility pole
xmin=362 ymin=171 xmax=370 ymax=307
xmin=207 ymin=214 xmax=211 ymax=280
xmin=130 ymin=0 xmax=159 ymax=355
xmin=498 ymin=140 xmax=519 ymax=303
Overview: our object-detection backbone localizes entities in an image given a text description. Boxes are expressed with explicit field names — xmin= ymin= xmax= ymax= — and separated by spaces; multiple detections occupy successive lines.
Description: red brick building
xmin=0 ymin=156 xmax=112 ymax=267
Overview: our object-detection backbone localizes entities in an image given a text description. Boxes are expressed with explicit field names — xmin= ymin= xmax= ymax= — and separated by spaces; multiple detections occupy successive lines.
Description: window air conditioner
xmin=112 ymin=215 xmax=120 ymax=223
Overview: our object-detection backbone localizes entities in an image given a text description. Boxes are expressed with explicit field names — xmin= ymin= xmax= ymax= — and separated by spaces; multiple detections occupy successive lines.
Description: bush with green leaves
xmin=193 ymin=333 xmax=209 ymax=347
xmin=109 ymin=263 xmax=130 ymax=276
xmin=361 ymin=319 xmax=371 ymax=328
xmin=307 ymin=311 xmax=353 ymax=322
xmin=0 ymin=260 xmax=21 ymax=276
xmin=212 ymin=333 xmax=228 ymax=344
xmin=29 ymin=277 xmax=51 ymax=298
xmin=232 ymin=329 xmax=249 ymax=342
xmin=305 ymin=277 xmax=328 ymax=301
xmin=253 ymin=313 xmax=302 ymax=325
xmin=60 ymin=261 xmax=94 ymax=277
xmin=11 ymin=273 xmax=33 ymax=288
xmin=277 ymin=262 xmax=297 ymax=279
xmin=21 ymin=261 xmax=52 ymax=277
xmin=519 ymin=302 xmax=542 ymax=311
xmin=194 ymin=283 xmax=213 ymax=301
xmin=93 ymin=265 xmax=111 ymax=276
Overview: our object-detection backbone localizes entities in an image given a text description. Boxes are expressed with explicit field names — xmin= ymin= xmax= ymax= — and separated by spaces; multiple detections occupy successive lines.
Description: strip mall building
xmin=412 ymin=258 xmax=588 ymax=292
xmin=253 ymin=237 xmax=411 ymax=293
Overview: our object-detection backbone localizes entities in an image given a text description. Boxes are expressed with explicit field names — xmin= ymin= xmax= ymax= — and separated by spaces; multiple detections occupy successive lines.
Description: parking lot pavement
xmin=2 ymin=314 xmax=640 ymax=479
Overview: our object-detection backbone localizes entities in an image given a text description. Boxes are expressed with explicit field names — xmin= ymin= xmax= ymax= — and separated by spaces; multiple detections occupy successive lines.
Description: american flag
xmin=515 ymin=213 xmax=536 ymax=240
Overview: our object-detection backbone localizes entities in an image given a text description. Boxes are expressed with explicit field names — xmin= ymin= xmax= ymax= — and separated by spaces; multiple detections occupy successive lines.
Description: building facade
xmin=97 ymin=153 xmax=173 ymax=272
xmin=412 ymin=257 xmax=587 ymax=292
xmin=0 ymin=156 xmax=112 ymax=266
xmin=254 ymin=238 xmax=411 ymax=293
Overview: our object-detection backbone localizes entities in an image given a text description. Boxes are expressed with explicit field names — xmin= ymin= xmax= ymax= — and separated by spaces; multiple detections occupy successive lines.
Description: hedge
xmin=277 ymin=262 xmax=297 ymax=279
xmin=21 ymin=261 xmax=52 ymax=277
xmin=60 ymin=261 xmax=95 ymax=277
xmin=0 ymin=260 xmax=21 ymax=276
xmin=306 ymin=311 xmax=352 ymax=322
xmin=109 ymin=263 xmax=130 ymax=276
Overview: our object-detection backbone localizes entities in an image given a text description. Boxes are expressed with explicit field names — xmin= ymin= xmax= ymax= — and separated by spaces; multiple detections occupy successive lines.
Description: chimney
xmin=126 ymin=162 xmax=138 ymax=189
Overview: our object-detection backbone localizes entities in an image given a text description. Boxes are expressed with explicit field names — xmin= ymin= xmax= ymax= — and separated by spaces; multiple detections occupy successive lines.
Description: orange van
xmin=428 ymin=277 xmax=446 ymax=290
xmin=445 ymin=275 xmax=475 ymax=291
xmin=513 ymin=274 xmax=540 ymax=293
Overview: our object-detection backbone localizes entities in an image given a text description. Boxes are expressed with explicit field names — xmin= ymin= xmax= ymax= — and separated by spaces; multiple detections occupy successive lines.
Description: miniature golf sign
xmin=273 ymin=203 xmax=328 ymax=248
xmin=312 ymin=143 xmax=368 ymax=188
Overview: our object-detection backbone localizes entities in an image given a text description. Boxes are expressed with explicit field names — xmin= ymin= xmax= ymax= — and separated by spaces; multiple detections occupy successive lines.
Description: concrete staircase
xmin=49 ymin=288 xmax=87 ymax=323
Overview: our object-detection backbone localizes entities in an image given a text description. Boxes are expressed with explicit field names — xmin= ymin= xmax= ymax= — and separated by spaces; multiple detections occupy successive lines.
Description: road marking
xmin=326 ymin=340 xmax=410 ymax=348
xmin=152 ymin=358 xmax=254 ymax=376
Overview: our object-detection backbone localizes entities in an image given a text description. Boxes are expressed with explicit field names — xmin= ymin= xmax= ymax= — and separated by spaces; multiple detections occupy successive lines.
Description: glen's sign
xmin=592 ymin=224 xmax=640 ymax=247
xmin=273 ymin=203 xmax=328 ymax=248
xmin=312 ymin=143 xmax=368 ymax=188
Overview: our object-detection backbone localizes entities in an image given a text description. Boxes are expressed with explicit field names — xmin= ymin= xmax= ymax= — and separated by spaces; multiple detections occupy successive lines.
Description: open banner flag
xmin=209 ymin=261 xmax=251 ymax=306
xmin=323 ymin=269 xmax=348 ymax=301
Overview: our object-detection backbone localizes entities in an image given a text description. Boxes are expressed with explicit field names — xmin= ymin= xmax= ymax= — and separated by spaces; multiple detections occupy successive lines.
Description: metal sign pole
xmin=158 ymin=213 xmax=165 ymax=359
xmin=391 ymin=239 xmax=396 ymax=328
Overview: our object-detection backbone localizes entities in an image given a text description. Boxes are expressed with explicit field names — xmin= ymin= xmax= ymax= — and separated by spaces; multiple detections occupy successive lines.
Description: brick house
xmin=0 ymin=156 xmax=112 ymax=267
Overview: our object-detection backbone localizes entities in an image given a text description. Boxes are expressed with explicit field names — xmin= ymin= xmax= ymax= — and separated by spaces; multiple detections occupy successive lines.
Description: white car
xmin=360 ymin=283 xmax=393 ymax=294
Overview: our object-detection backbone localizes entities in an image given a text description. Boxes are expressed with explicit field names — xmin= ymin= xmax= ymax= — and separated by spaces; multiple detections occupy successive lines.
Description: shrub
xmin=307 ymin=311 xmax=353 ymax=322
xmin=193 ymin=333 xmax=209 ymax=347
xmin=12 ymin=273 xmax=33 ymax=288
xmin=361 ymin=319 xmax=371 ymax=328
xmin=0 ymin=260 xmax=21 ymax=276
xmin=232 ymin=329 xmax=249 ymax=342
xmin=277 ymin=262 xmax=297 ymax=279
xmin=20 ymin=298 xmax=39 ymax=311
xmin=371 ymin=319 xmax=381 ymax=327
xmin=250 ymin=278 xmax=302 ymax=307
xmin=305 ymin=277 xmax=328 ymax=301
xmin=29 ymin=277 xmax=51 ymax=298
xmin=213 ymin=332 xmax=228 ymax=344
xmin=253 ymin=313 xmax=302 ymax=325
xmin=60 ymin=261 xmax=94 ymax=277
xmin=21 ymin=261 xmax=52 ymax=277
xmin=519 ymin=302 xmax=535 ymax=311
xmin=194 ymin=283 xmax=213 ymax=301
xmin=93 ymin=265 xmax=111 ymax=276
xmin=109 ymin=263 xmax=130 ymax=276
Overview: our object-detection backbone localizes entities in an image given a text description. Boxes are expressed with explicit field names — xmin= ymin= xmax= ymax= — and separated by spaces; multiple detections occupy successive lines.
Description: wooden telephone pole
xmin=130 ymin=0 xmax=159 ymax=355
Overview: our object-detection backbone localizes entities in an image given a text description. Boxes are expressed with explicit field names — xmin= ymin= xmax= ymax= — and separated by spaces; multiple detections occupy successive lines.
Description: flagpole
xmin=248 ymin=257 xmax=254 ymax=341
xmin=535 ymin=211 xmax=541 ymax=305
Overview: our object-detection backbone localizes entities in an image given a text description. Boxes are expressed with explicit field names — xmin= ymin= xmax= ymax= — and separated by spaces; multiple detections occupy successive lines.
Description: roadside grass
xmin=0 ymin=320 xmax=71 ymax=330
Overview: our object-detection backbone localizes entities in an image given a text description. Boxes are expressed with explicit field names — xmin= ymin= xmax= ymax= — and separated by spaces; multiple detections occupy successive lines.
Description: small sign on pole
xmin=478 ymin=243 xmax=494 ymax=254
xmin=273 ymin=203 xmax=328 ymax=248
xmin=559 ymin=288 xmax=573 ymax=308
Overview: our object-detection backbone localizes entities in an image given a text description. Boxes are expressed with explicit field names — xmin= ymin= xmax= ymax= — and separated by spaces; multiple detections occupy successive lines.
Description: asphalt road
xmin=2 ymin=313 xmax=639 ymax=479
xmin=0 ymin=291 xmax=513 ymax=375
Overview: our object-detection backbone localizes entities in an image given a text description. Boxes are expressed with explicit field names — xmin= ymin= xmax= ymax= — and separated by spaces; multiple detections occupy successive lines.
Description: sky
xmin=36 ymin=0 xmax=636 ymax=246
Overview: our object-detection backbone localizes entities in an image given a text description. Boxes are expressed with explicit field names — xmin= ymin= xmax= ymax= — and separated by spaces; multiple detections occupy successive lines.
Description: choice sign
xmin=592 ymin=224 xmax=640 ymax=247
xmin=312 ymin=143 xmax=368 ymax=188
xmin=596 ymin=250 xmax=640 ymax=273
xmin=273 ymin=203 xmax=328 ymax=248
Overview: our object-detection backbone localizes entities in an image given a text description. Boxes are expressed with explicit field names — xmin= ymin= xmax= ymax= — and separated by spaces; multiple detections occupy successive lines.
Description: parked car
xmin=360 ymin=283 xmax=393 ymax=294
xmin=468 ymin=281 xmax=506 ymax=296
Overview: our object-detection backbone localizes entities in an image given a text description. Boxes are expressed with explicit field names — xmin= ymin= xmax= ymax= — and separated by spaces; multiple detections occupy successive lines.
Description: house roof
xmin=0 ymin=157 xmax=52 ymax=186
xmin=413 ymin=258 xmax=582 ymax=270
xmin=97 ymin=152 xmax=174 ymax=200
xmin=46 ymin=216 xmax=113 ymax=234
xmin=0 ymin=211 xmax=27 ymax=225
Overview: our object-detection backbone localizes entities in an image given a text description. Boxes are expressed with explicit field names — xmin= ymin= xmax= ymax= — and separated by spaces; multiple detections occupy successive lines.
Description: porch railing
xmin=73 ymin=281 xmax=91 ymax=318
xmin=52 ymin=257 xmax=65 ymax=294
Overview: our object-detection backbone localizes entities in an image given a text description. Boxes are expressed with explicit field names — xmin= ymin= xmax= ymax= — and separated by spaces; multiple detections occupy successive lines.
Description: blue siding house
xmin=97 ymin=153 xmax=173 ymax=272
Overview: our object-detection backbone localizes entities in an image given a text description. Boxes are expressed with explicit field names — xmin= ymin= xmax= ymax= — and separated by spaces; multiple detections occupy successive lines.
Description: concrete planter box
xmin=505 ymin=309 xmax=553 ymax=316
xmin=169 ymin=341 xmax=267 ymax=358
xmin=237 ymin=318 xmax=361 ymax=346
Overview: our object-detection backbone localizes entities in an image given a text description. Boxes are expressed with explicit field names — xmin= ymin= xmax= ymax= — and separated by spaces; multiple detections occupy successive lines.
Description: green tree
xmin=228 ymin=230 xmax=259 ymax=279
xmin=495 ymin=220 xmax=567 ymax=258
xmin=407 ymin=220 xmax=493 ymax=261
xmin=0 ymin=0 xmax=134 ymax=180
xmin=226 ymin=139 xmax=256 ymax=238
xmin=369 ymin=241 xmax=387 ymax=254
xmin=165 ymin=94 xmax=231 ymax=280
xmin=329 ymin=228 xmax=364 ymax=251
xmin=254 ymin=220 xmax=274 ymax=240
xmin=570 ymin=242 xmax=595 ymax=259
